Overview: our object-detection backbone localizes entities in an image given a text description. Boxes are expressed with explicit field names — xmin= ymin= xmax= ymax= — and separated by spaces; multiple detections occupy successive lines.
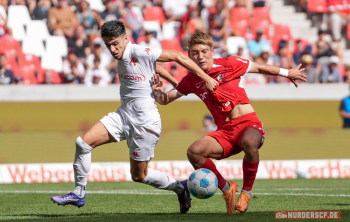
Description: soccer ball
xmin=187 ymin=168 xmax=218 ymax=199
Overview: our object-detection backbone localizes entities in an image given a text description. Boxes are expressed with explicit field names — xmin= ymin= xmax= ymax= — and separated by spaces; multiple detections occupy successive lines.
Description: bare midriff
xmin=226 ymin=104 xmax=255 ymax=121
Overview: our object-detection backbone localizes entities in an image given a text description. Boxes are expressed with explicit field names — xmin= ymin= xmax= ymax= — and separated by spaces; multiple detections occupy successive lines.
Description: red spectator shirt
xmin=175 ymin=56 xmax=251 ymax=127
xmin=328 ymin=0 xmax=350 ymax=14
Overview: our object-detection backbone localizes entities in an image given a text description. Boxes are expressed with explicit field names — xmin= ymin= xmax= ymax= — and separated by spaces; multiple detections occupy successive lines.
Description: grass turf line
xmin=0 ymin=179 xmax=349 ymax=222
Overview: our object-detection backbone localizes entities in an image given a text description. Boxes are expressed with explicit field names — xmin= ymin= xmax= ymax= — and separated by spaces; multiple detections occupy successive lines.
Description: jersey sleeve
xmin=174 ymin=76 xmax=192 ymax=96
xmin=228 ymin=56 xmax=252 ymax=78
xmin=131 ymin=44 xmax=162 ymax=64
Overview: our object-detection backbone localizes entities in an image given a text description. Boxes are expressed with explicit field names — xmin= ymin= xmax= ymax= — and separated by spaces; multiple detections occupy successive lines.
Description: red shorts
xmin=207 ymin=112 xmax=265 ymax=160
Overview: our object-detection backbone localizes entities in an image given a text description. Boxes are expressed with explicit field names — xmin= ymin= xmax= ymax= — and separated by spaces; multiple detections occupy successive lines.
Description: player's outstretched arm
xmin=156 ymin=64 xmax=178 ymax=87
xmin=156 ymin=50 xmax=219 ymax=92
xmin=151 ymin=74 xmax=181 ymax=105
xmin=249 ymin=62 xmax=307 ymax=87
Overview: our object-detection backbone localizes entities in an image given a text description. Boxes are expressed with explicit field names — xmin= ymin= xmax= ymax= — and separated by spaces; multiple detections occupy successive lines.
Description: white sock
xmin=73 ymin=136 xmax=93 ymax=198
xmin=242 ymin=189 xmax=252 ymax=197
xmin=74 ymin=186 xmax=85 ymax=198
xmin=141 ymin=168 xmax=184 ymax=194
xmin=221 ymin=182 xmax=230 ymax=193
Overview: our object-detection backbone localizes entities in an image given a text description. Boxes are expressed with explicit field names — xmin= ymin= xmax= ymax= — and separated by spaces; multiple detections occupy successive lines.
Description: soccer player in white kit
xmin=51 ymin=20 xmax=218 ymax=214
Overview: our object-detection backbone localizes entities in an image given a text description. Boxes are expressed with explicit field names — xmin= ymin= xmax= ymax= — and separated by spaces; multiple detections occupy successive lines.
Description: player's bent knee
xmin=242 ymin=138 xmax=260 ymax=149
xmin=241 ymin=131 xmax=261 ymax=149
xmin=131 ymin=174 xmax=146 ymax=182
xmin=187 ymin=144 xmax=205 ymax=159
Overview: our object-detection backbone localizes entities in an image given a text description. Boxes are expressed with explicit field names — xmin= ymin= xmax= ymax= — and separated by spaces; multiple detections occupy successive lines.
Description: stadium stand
xmin=26 ymin=20 xmax=50 ymax=41
xmin=46 ymin=36 xmax=68 ymax=57
xmin=22 ymin=36 xmax=46 ymax=57
xmin=143 ymin=6 xmax=166 ymax=25
xmin=0 ymin=0 xmax=348 ymax=85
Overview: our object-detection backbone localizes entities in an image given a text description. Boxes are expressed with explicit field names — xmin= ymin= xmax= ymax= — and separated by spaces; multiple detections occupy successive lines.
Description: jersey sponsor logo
xmin=145 ymin=48 xmax=150 ymax=55
xmin=236 ymin=58 xmax=247 ymax=64
xmin=217 ymin=74 xmax=223 ymax=81
xmin=200 ymin=92 xmax=207 ymax=100
xmin=118 ymin=73 xmax=146 ymax=81
xmin=132 ymin=151 xmax=139 ymax=157
xmin=130 ymin=57 xmax=138 ymax=66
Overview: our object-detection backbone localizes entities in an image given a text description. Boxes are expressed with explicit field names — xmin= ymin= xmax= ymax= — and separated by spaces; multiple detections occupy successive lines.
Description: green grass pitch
xmin=0 ymin=179 xmax=349 ymax=221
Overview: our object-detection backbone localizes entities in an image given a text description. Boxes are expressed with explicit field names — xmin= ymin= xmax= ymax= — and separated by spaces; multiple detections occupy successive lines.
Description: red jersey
xmin=328 ymin=0 xmax=350 ymax=14
xmin=175 ymin=56 xmax=251 ymax=127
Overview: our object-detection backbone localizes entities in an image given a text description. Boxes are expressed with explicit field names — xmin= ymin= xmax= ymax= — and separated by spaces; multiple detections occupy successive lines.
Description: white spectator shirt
xmin=84 ymin=67 xmax=111 ymax=86
xmin=139 ymin=38 xmax=162 ymax=49
xmin=86 ymin=53 xmax=112 ymax=69
xmin=118 ymin=42 xmax=162 ymax=103
xmin=0 ymin=6 xmax=6 ymax=26
xmin=162 ymin=0 xmax=190 ymax=17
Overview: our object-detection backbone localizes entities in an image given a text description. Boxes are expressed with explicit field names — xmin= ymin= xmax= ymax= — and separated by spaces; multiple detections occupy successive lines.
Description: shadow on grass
xmin=0 ymin=211 xmax=277 ymax=222
xmin=3 ymin=210 xmax=350 ymax=222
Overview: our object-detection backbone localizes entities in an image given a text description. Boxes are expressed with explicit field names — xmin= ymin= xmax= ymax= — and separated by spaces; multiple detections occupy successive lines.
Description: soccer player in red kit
xmin=151 ymin=32 xmax=307 ymax=215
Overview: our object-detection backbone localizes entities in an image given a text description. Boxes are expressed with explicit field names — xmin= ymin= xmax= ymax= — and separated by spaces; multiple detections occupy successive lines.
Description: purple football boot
xmin=177 ymin=180 xmax=192 ymax=214
xmin=51 ymin=192 xmax=85 ymax=208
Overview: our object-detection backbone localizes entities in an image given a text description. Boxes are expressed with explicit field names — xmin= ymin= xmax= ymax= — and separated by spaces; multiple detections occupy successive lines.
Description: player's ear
xmin=124 ymin=34 xmax=128 ymax=44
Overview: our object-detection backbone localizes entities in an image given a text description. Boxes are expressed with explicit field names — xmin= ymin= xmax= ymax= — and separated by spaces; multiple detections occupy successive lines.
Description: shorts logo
xmin=217 ymin=74 xmax=223 ymax=81
xmin=225 ymin=101 xmax=231 ymax=107
xmin=145 ymin=48 xmax=150 ymax=55
xmin=130 ymin=57 xmax=138 ymax=66
xmin=119 ymin=73 xmax=145 ymax=81
xmin=132 ymin=151 xmax=139 ymax=157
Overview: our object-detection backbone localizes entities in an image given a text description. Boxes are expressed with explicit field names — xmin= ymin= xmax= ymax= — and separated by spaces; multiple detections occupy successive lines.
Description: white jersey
xmin=117 ymin=43 xmax=162 ymax=103
xmin=100 ymin=43 xmax=162 ymax=161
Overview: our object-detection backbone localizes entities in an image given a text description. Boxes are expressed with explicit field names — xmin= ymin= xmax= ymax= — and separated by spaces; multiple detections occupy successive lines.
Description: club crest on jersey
xmin=118 ymin=73 xmax=145 ymax=81
xmin=217 ymin=74 xmax=223 ymax=81
xmin=130 ymin=57 xmax=138 ymax=66
xmin=145 ymin=48 xmax=150 ymax=55
xmin=200 ymin=92 xmax=207 ymax=100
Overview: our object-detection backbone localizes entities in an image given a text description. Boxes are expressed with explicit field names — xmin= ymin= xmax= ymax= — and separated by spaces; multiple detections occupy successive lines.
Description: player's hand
xmin=287 ymin=64 xmax=307 ymax=88
xmin=151 ymin=74 xmax=164 ymax=97
xmin=204 ymin=76 xmax=219 ymax=92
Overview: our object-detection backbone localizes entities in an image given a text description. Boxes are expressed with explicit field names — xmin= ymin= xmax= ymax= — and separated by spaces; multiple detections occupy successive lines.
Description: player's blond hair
xmin=185 ymin=32 xmax=213 ymax=51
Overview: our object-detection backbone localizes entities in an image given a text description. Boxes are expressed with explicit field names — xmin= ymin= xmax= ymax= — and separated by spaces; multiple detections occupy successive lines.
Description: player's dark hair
xmin=101 ymin=20 xmax=126 ymax=38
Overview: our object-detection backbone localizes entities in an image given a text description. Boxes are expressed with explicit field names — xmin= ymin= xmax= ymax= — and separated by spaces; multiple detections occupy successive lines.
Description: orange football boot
xmin=222 ymin=181 xmax=238 ymax=215
xmin=236 ymin=191 xmax=250 ymax=213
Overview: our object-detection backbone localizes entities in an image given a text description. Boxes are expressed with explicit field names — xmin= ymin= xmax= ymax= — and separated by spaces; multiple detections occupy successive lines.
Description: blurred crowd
xmin=0 ymin=0 xmax=350 ymax=86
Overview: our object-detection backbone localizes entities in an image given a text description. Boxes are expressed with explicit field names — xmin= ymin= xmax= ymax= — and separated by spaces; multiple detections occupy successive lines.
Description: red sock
xmin=199 ymin=158 xmax=226 ymax=190
xmin=242 ymin=159 xmax=259 ymax=191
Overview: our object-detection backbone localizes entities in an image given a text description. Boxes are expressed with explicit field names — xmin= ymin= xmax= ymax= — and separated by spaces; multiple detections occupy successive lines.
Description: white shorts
xmin=100 ymin=99 xmax=161 ymax=162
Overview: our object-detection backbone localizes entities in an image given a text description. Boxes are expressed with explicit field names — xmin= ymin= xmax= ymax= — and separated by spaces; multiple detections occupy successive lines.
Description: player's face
xmin=103 ymin=35 xmax=128 ymax=60
xmin=188 ymin=44 xmax=214 ymax=72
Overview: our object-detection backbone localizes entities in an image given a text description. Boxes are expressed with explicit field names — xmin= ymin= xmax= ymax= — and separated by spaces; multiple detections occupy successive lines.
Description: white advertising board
xmin=0 ymin=159 xmax=349 ymax=184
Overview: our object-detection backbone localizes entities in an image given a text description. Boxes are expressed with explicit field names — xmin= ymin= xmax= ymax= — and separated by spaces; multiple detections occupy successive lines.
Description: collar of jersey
xmin=120 ymin=41 xmax=132 ymax=66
